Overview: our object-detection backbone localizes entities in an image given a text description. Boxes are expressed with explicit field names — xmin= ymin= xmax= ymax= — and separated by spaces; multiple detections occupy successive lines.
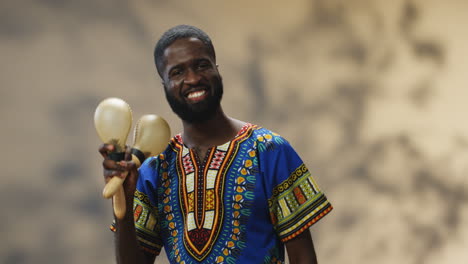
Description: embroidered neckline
xmin=173 ymin=122 xmax=253 ymax=149
xmin=170 ymin=122 xmax=256 ymax=261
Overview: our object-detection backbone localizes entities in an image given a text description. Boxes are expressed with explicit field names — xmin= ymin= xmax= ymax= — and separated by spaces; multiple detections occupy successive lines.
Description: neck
xmin=181 ymin=106 xmax=245 ymax=149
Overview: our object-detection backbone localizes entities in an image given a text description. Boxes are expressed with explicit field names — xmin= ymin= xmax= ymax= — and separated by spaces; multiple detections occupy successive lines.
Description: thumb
xmin=120 ymin=161 xmax=138 ymax=199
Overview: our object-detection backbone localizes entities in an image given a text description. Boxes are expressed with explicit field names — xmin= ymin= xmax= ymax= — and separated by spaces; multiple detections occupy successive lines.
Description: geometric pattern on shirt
xmin=268 ymin=163 xmax=333 ymax=242
xmin=215 ymin=146 xmax=257 ymax=264
xmin=133 ymin=190 xmax=162 ymax=255
xmin=173 ymin=125 xmax=252 ymax=262
xmin=263 ymin=245 xmax=284 ymax=264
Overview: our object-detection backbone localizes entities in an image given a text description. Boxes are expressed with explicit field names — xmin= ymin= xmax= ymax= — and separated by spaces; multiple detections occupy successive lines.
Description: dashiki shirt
xmin=113 ymin=123 xmax=332 ymax=263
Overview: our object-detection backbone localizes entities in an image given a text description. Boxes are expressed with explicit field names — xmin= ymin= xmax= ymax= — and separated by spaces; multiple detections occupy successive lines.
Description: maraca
xmin=94 ymin=97 xmax=133 ymax=156
xmin=131 ymin=114 xmax=171 ymax=167
xmin=108 ymin=114 xmax=171 ymax=218
xmin=102 ymin=114 xmax=171 ymax=197
xmin=95 ymin=98 xmax=170 ymax=219
xmin=101 ymin=114 xmax=171 ymax=219
xmin=94 ymin=97 xmax=133 ymax=219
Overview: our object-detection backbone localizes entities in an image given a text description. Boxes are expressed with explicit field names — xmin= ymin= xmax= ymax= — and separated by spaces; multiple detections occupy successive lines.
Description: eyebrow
xmin=194 ymin=58 xmax=210 ymax=63
xmin=168 ymin=58 xmax=211 ymax=73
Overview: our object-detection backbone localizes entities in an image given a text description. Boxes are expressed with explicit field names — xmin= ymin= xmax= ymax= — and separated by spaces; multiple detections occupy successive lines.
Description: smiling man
xmin=100 ymin=25 xmax=333 ymax=264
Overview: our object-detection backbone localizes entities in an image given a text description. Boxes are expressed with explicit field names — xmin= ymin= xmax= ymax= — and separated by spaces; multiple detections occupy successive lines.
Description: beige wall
xmin=1 ymin=0 xmax=467 ymax=263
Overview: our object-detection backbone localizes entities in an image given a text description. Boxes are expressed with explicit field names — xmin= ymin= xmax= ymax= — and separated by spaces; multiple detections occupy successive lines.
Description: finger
xmin=99 ymin=144 xmax=115 ymax=158
xmin=126 ymin=161 xmax=138 ymax=183
xmin=103 ymin=170 xmax=127 ymax=183
xmin=102 ymin=159 xmax=123 ymax=170
xmin=124 ymin=145 xmax=132 ymax=161
xmin=104 ymin=169 xmax=126 ymax=178
xmin=118 ymin=160 xmax=137 ymax=172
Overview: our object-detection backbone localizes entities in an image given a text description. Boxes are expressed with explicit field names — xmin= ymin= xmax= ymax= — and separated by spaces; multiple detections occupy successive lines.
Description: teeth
xmin=187 ymin=90 xmax=206 ymax=99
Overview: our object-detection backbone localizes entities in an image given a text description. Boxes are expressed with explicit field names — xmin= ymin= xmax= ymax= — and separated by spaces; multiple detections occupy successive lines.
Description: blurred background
xmin=1 ymin=0 xmax=468 ymax=263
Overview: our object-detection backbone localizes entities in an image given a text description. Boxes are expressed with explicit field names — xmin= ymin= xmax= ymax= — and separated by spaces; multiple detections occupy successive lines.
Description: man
xmin=100 ymin=25 xmax=333 ymax=264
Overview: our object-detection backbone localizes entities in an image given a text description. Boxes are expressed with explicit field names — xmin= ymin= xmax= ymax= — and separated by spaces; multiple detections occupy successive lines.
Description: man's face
xmin=161 ymin=37 xmax=223 ymax=123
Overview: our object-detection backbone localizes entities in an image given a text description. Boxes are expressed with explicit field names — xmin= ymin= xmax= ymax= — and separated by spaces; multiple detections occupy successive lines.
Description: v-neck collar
xmin=174 ymin=122 xmax=253 ymax=149
xmin=173 ymin=123 xmax=254 ymax=168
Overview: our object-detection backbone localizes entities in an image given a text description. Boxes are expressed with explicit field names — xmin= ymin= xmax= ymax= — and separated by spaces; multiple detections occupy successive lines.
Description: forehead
xmin=163 ymin=37 xmax=212 ymax=67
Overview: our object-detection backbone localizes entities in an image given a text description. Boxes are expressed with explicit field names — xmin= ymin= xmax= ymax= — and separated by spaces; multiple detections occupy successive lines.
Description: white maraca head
xmin=94 ymin=97 xmax=133 ymax=158
xmin=131 ymin=114 xmax=171 ymax=166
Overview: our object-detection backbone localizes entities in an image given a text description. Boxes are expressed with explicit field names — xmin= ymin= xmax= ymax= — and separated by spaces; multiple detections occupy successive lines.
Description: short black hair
xmin=154 ymin=25 xmax=216 ymax=78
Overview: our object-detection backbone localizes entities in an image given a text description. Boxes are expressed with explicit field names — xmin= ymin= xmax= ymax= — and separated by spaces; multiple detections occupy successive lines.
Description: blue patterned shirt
xmin=113 ymin=123 xmax=332 ymax=263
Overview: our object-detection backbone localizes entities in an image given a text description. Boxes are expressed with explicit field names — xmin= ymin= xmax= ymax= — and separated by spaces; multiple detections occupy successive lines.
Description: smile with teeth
xmin=187 ymin=90 xmax=206 ymax=99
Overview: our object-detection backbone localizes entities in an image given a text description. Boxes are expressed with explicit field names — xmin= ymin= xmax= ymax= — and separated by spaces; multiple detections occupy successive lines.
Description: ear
xmin=162 ymin=82 xmax=169 ymax=91
xmin=160 ymin=76 xmax=168 ymax=86
xmin=160 ymin=78 xmax=169 ymax=91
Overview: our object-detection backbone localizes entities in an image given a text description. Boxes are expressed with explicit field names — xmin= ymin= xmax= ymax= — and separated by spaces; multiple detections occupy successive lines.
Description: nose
xmin=183 ymin=68 xmax=201 ymax=85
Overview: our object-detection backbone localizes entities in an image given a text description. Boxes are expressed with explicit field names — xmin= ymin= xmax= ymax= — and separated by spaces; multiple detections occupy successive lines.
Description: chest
xmin=157 ymin=141 xmax=267 ymax=260
xmin=164 ymin=141 xmax=260 ymax=213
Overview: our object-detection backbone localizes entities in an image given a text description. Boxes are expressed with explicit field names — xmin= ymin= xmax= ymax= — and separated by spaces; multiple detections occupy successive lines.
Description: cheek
xmin=162 ymin=83 xmax=170 ymax=93
xmin=165 ymin=82 xmax=184 ymax=99
xmin=211 ymin=74 xmax=222 ymax=86
xmin=164 ymin=81 xmax=177 ymax=91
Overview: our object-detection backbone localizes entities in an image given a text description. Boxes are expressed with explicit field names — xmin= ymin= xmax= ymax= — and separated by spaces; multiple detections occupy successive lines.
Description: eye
xmin=197 ymin=61 xmax=211 ymax=70
xmin=169 ymin=68 xmax=183 ymax=78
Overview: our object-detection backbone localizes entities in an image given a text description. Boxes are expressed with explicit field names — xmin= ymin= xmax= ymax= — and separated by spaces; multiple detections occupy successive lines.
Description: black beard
xmin=165 ymin=77 xmax=223 ymax=123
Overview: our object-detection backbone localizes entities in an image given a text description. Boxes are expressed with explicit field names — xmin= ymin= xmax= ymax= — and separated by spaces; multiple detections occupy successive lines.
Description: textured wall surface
xmin=1 ymin=0 xmax=468 ymax=263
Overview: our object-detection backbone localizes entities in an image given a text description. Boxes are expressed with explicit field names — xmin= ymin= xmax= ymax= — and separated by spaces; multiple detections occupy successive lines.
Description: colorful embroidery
xmin=263 ymin=246 xmax=284 ymax=264
xmin=133 ymin=190 xmax=162 ymax=255
xmin=268 ymin=164 xmax=333 ymax=242
xmin=160 ymin=126 xmax=255 ymax=263
xmin=256 ymin=131 xmax=282 ymax=152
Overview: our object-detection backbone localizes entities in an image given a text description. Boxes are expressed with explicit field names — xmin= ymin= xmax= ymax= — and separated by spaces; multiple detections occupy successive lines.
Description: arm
xmin=285 ymin=231 xmax=318 ymax=264
xmin=100 ymin=144 xmax=155 ymax=264
xmin=114 ymin=199 xmax=155 ymax=264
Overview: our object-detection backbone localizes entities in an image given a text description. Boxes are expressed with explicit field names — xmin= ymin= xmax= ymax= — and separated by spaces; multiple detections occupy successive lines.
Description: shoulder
xmin=139 ymin=138 xmax=177 ymax=176
xmin=249 ymin=125 xmax=291 ymax=152
xmin=138 ymin=156 xmax=160 ymax=180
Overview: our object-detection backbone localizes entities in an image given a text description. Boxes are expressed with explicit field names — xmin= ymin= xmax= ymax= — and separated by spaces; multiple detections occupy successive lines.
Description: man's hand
xmin=285 ymin=231 xmax=318 ymax=264
xmin=99 ymin=144 xmax=139 ymax=210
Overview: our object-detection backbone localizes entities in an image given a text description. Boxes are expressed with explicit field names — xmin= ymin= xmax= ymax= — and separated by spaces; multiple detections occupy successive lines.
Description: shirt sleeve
xmin=110 ymin=156 xmax=163 ymax=256
xmin=258 ymin=133 xmax=333 ymax=242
